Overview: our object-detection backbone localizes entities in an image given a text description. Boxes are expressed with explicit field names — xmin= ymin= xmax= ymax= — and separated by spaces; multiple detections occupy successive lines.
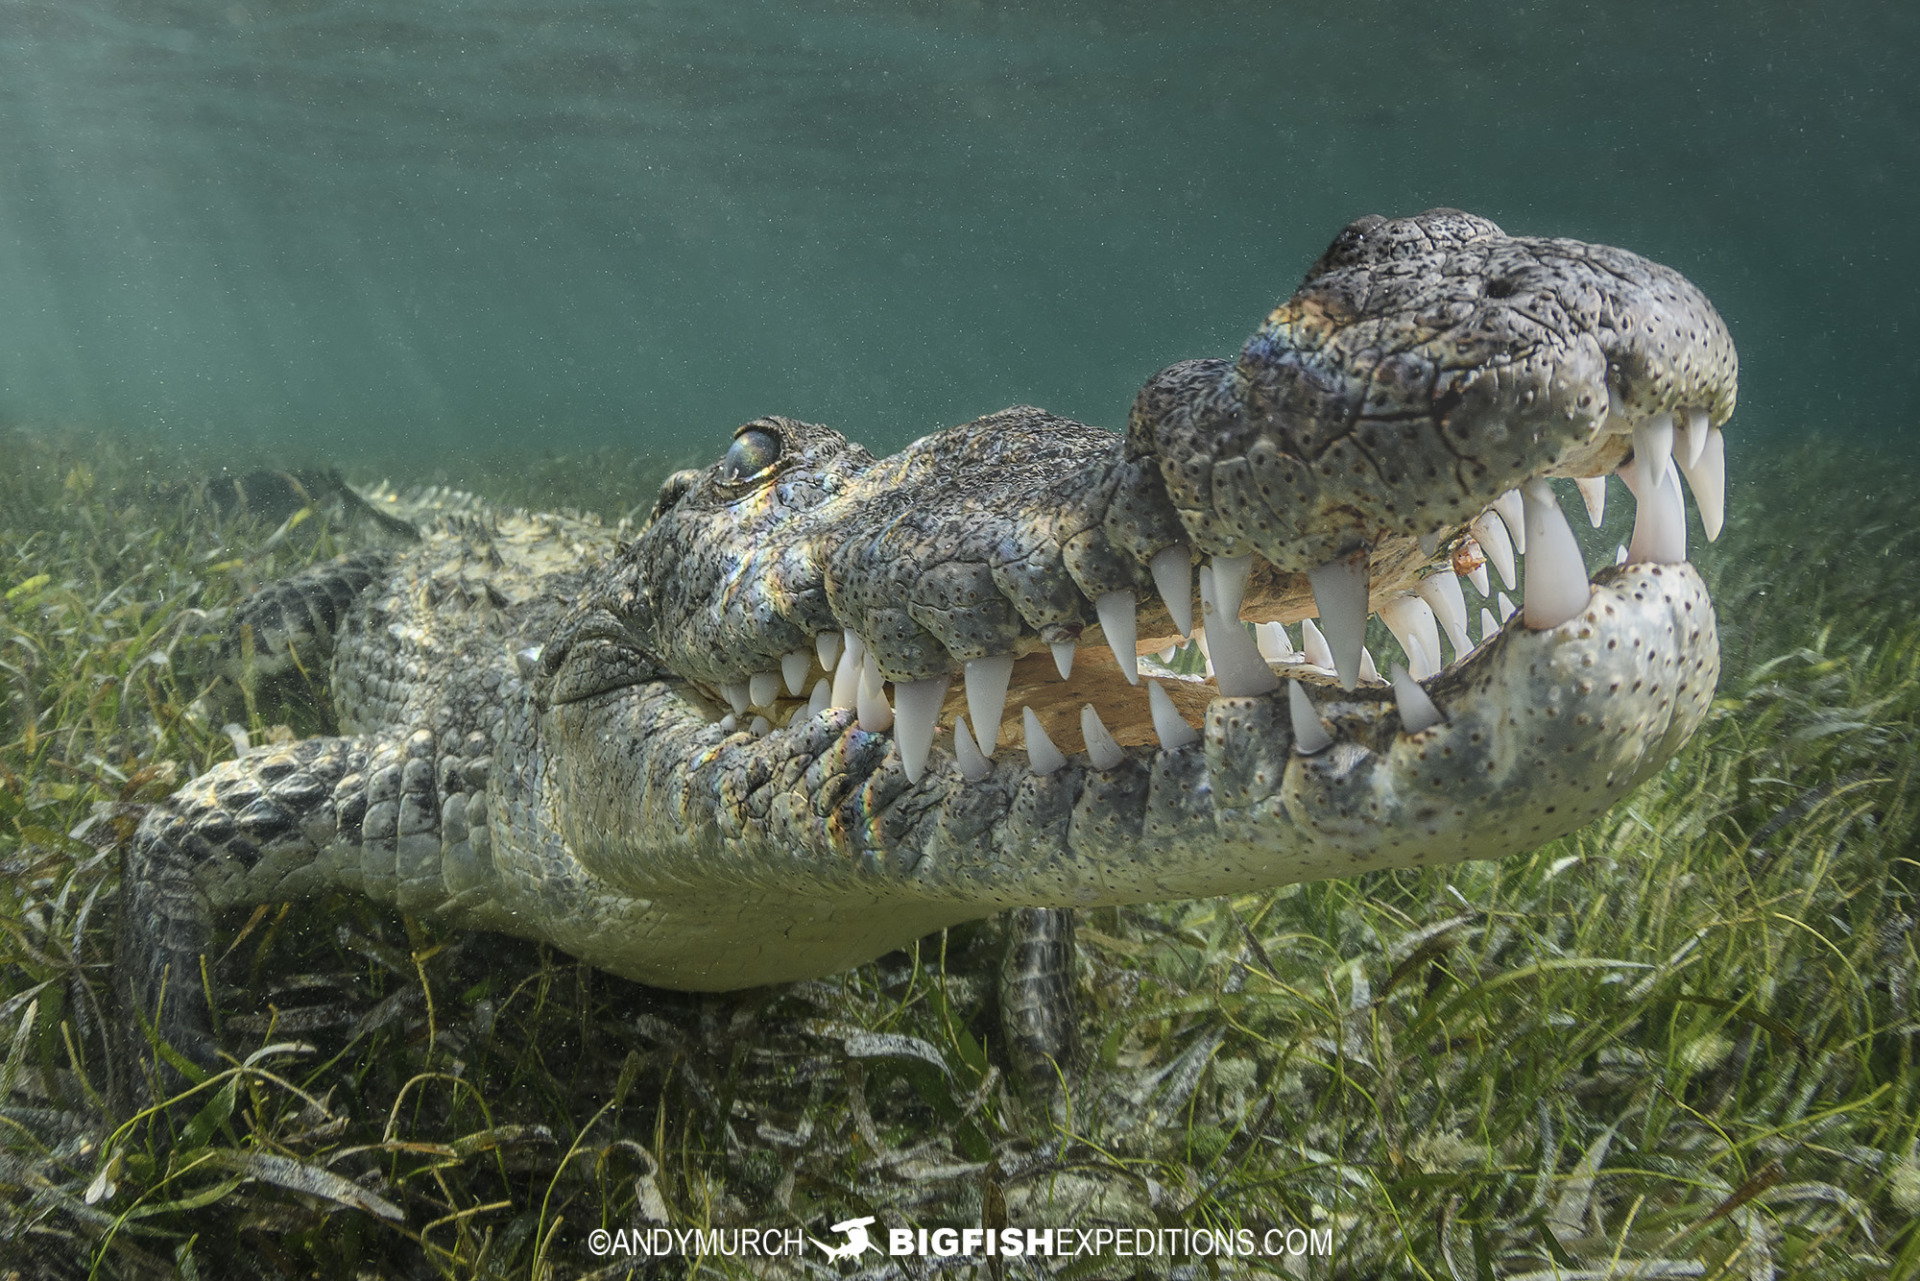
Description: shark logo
xmin=809 ymin=1215 xmax=878 ymax=1262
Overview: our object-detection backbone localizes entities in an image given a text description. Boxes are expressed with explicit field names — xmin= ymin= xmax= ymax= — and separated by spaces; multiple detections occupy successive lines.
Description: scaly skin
xmin=118 ymin=209 xmax=1736 ymax=1079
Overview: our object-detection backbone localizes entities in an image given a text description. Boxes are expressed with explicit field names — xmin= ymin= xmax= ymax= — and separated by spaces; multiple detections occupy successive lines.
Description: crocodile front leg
xmin=116 ymin=723 xmax=502 ymax=1099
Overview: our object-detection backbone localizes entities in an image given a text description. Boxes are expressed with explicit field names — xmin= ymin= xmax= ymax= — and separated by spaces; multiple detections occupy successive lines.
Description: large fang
xmin=830 ymin=631 xmax=864 ymax=709
xmin=1300 ymin=617 xmax=1335 ymax=670
xmin=1096 ymin=590 xmax=1140 ymax=685
xmin=1023 ymin=707 xmax=1066 ymax=775
xmin=1624 ymin=456 xmax=1687 ymax=565
xmin=964 ymin=654 xmax=1014 ymax=756
xmin=1415 ymin=570 xmax=1472 ymax=660
xmin=1148 ymin=680 xmax=1199 ymax=750
xmin=1470 ymin=511 xmax=1517 ymax=591
xmin=1633 ymin=413 xmax=1675 ymax=498
xmin=1520 ymin=478 xmax=1593 ymax=629
xmin=1678 ymin=425 xmax=1726 ymax=541
xmin=894 ymin=675 xmax=950 ymax=783
xmin=1051 ymin=641 xmax=1075 ymax=679
xmin=1307 ymin=551 xmax=1369 ymax=690
xmin=1379 ymin=595 xmax=1441 ymax=681
xmin=1081 ymin=705 xmax=1124 ymax=770
xmin=856 ymin=652 xmax=892 ymax=732
xmin=1575 ymin=476 xmax=1607 ymax=528
xmin=1391 ymin=663 xmax=1444 ymax=733
xmin=1211 ymin=553 xmax=1252 ymax=622
xmin=749 ymin=670 xmax=782 ymax=709
xmin=1150 ymin=544 xmax=1195 ymax=637
xmin=1288 ymin=680 xmax=1332 ymax=754
xmin=1199 ymin=566 xmax=1278 ymax=696
xmin=781 ymin=650 xmax=811 ymax=697
xmin=1492 ymin=489 xmax=1527 ymax=555
xmin=953 ymin=716 xmax=992 ymax=783
xmin=1684 ymin=408 xmax=1710 ymax=468
xmin=815 ymin=631 xmax=841 ymax=673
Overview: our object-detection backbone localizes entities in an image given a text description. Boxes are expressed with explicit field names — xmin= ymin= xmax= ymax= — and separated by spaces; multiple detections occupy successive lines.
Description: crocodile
xmin=117 ymin=209 xmax=1736 ymax=1093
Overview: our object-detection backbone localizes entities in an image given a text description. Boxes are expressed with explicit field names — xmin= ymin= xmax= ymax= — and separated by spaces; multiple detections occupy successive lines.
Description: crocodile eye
xmin=722 ymin=427 xmax=781 ymax=482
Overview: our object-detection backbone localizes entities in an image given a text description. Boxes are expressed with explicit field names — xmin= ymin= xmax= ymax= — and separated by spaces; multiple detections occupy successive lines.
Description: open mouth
xmin=566 ymin=208 xmax=1735 ymax=866
xmin=685 ymin=400 xmax=1725 ymax=788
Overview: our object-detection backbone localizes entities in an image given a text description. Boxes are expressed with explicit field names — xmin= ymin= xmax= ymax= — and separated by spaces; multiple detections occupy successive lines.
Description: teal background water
xmin=0 ymin=0 xmax=1910 ymax=464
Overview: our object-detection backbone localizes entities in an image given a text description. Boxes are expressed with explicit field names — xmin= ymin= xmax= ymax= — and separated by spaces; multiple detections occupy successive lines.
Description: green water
xmin=0 ymin=0 xmax=1911 ymax=467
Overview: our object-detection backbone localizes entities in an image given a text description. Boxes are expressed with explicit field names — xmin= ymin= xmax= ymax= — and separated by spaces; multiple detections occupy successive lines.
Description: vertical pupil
xmin=727 ymin=431 xmax=777 ymax=479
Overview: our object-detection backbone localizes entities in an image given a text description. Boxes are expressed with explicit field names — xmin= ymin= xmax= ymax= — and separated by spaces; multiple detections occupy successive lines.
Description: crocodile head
xmin=536 ymin=209 xmax=1735 ymax=990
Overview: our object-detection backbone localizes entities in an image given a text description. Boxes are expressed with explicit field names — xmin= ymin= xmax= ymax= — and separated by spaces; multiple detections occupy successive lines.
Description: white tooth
xmin=1418 ymin=530 xmax=1441 ymax=557
xmin=1255 ymin=620 xmax=1291 ymax=662
xmin=1022 ymin=707 xmax=1066 ymax=775
xmin=750 ymin=715 xmax=770 ymax=737
xmin=893 ymin=675 xmax=950 ymax=783
xmin=1684 ymin=407 xmax=1710 ymax=469
xmin=1497 ymin=592 xmax=1517 ymax=623
xmin=953 ymin=716 xmax=992 ymax=783
xmin=721 ymin=682 xmax=750 ymax=715
xmin=1050 ymin=640 xmax=1075 ymax=679
xmin=807 ymin=677 xmax=831 ymax=718
xmin=1148 ymin=680 xmax=1199 ymax=750
xmin=1211 ymin=553 xmax=1252 ymax=621
xmin=1678 ymin=424 xmax=1725 ymax=542
xmin=1300 ymin=616 xmax=1335 ymax=670
xmin=1492 ymin=489 xmax=1527 ymax=555
xmin=1359 ymin=646 xmax=1382 ymax=684
xmin=1193 ymin=623 xmax=1210 ymax=663
xmin=829 ymin=634 xmax=862 ymax=709
xmin=1478 ymin=607 xmax=1498 ymax=643
xmin=1390 ymin=663 xmax=1444 ymax=734
xmin=1415 ymin=570 xmax=1472 ymax=660
xmin=816 ymin=631 xmax=841 ymax=673
xmin=1622 ymin=455 xmax=1687 ymax=565
xmin=749 ymin=670 xmax=782 ymax=709
xmin=1378 ymin=596 xmax=1441 ymax=681
xmin=1633 ymin=412 xmax=1675 ymax=499
xmin=1575 ymin=476 xmax=1607 ymax=528
xmin=1080 ymin=705 xmax=1125 ymax=770
xmin=1467 ymin=560 xmax=1490 ymax=597
xmin=781 ymin=650 xmax=811 ymax=697
xmin=1307 ymin=552 xmax=1369 ymax=690
xmin=1160 ymin=646 xmax=1178 ymax=663
xmin=1095 ymin=590 xmax=1140 ymax=685
xmin=963 ymin=654 xmax=1014 ymax=756
xmin=856 ymin=652 xmax=892 ymax=732
xmin=1200 ymin=566 xmax=1278 ymax=697
xmin=1288 ymin=680 xmax=1332 ymax=754
xmin=718 ymin=713 xmax=737 ymax=732
xmin=1470 ymin=511 xmax=1516 ymax=591
xmin=1520 ymin=478 xmax=1593 ymax=629
xmin=1149 ymin=544 xmax=1194 ymax=637
xmin=786 ymin=704 xmax=808 ymax=728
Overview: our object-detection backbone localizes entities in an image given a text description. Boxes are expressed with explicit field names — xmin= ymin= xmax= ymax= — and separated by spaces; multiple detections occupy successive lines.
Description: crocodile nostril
xmin=1484 ymin=277 xmax=1519 ymax=299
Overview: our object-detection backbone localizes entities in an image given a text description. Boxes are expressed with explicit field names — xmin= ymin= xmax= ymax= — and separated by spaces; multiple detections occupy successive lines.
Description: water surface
xmin=0 ymin=0 xmax=1911 ymax=466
